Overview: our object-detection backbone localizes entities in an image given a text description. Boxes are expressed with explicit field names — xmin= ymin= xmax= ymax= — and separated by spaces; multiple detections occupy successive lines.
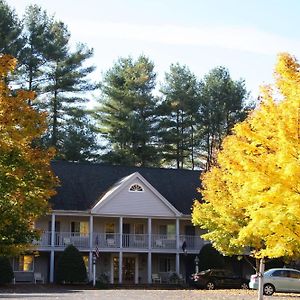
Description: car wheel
xmin=263 ymin=284 xmax=275 ymax=296
xmin=206 ymin=281 xmax=215 ymax=290
xmin=241 ymin=282 xmax=249 ymax=289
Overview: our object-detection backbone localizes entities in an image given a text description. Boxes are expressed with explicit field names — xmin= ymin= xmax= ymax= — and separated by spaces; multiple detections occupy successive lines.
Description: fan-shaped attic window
xmin=129 ymin=183 xmax=144 ymax=192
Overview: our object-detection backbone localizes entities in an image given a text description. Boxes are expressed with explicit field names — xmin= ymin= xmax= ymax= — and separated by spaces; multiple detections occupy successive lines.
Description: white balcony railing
xmin=35 ymin=232 xmax=206 ymax=251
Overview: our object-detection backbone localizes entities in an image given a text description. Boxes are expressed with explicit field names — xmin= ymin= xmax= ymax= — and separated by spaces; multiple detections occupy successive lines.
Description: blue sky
xmin=7 ymin=0 xmax=300 ymax=100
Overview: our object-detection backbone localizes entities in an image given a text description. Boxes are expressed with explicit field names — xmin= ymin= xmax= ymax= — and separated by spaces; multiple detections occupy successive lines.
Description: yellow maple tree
xmin=0 ymin=54 xmax=58 ymax=256
xmin=192 ymin=53 xmax=300 ymax=261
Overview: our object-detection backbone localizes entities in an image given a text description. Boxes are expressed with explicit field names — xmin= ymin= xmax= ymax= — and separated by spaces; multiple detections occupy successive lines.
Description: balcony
xmin=35 ymin=232 xmax=206 ymax=252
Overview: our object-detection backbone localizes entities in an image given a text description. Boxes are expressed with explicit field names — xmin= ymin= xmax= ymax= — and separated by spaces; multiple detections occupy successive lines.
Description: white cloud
xmin=68 ymin=21 xmax=300 ymax=56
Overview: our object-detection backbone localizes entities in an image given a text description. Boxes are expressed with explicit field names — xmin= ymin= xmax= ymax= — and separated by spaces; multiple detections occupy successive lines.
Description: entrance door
xmin=113 ymin=256 xmax=136 ymax=283
xmin=123 ymin=257 xmax=135 ymax=283
xmin=123 ymin=224 xmax=130 ymax=247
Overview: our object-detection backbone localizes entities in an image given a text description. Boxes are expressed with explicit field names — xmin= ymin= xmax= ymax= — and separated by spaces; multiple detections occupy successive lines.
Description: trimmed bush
xmin=198 ymin=244 xmax=225 ymax=271
xmin=0 ymin=256 xmax=14 ymax=284
xmin=56 ymin=245 xmax=87 ymax=284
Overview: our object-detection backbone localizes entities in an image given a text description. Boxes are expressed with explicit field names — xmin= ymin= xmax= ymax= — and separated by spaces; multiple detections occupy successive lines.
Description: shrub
xmin=198 ymin=244 xmax=225 ymax=271
xmin=0 ymin=256 xmax=14 ymax=284
xmin=55 ymin=245 xmax=87 ymax=284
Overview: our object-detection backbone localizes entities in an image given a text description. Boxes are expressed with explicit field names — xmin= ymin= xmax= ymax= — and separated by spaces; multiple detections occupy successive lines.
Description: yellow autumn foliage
xmin=192 ymin=53 xmax=300 ymax=259
xmin=0 ymin=54 xmax=58 ymax=256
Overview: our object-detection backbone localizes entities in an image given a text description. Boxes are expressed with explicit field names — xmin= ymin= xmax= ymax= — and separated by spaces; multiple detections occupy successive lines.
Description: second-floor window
xmin=159 ymin=224 xmax=176 ymax=240
xmin=105 ymin=223 xmax=115 ymax=240
xmin=71 ymin=221 xmax=89 ymax=236
xmin=134 ymin=224 xmax=144 ymax=241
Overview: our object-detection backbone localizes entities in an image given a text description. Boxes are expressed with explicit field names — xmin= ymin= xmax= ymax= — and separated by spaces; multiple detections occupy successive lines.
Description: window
xmin=159 ymin=224 xmax=176 ymax=239
xmin=82 ymin=255 xmax=89 ymax=272
xmin=129 ymin=184 xmax=143 ymax=192
xmin=289 ymin=271 xmax=300 ymax=279
xmin=71 ymin=221 xmax=89 ymax=236
xmin=105 ymin=223 xmax=115 ymax=239
xmin=14 ymin=255 xmax=34 ymax=272
xmin=159 ymin=257 xmax=175 ymax=272
xmin=134 ymin=224 xmax=144 ymax=241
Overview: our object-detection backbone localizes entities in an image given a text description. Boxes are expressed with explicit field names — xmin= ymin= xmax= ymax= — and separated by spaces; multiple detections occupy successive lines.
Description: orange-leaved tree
xmin=192 ymin=53 xmax=300 ymax=278
xmin=0 ymin=54 xmax=58 ymax=256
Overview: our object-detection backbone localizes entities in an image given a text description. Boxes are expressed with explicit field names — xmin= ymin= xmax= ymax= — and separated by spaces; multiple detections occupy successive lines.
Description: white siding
xmin=93 ymin=178 xmax=176 ymax=217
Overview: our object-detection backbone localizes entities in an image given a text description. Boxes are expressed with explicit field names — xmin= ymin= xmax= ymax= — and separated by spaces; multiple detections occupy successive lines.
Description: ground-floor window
xmin=159 ymin=257 xmax=175 ymax=272
xmin=13 ymin=255 xmax=34 ymax=272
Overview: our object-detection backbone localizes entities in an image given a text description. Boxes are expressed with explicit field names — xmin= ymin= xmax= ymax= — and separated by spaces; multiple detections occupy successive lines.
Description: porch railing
xmin=36 ymin=231 xmax=206 ymax=251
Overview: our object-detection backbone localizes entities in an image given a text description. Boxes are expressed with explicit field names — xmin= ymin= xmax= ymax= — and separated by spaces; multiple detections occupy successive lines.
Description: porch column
xmin=50 ymin=251 xmax=55 ymax=283
xmin=176 ymin=253 xmax=180 ymax=275
xmin=89 ymin=215 xmax=94 ymax=281
xmin=147 ymin=252 xmax=152 ymax=284
xmin=176 ymin=218 xmax=180 ymax=250
xmin=148 ymin=217 xmax=152 ymax=250
xmin=50 ymin=213 xmax=56 ymax=283
xmin=119 ymin=216 xmax=123 ymax=249
xmin=51 ymin=213 xmax=56 ymax=247
xmin=89 ymin=252 xmax=93 ymax=282
xmin=147 ymin=217 xmax=152 ymax=284
xmin=176 ymin=218 xmax=180 ymax=275
xmin=118 ymin=251 xmax=123 ymax=284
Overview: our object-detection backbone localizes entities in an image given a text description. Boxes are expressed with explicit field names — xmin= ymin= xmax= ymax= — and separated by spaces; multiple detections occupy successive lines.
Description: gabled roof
xmin=50 ymin=161 xmax=202 ymax=215
xmin=91 ymin=172 xmax=181 ymax=216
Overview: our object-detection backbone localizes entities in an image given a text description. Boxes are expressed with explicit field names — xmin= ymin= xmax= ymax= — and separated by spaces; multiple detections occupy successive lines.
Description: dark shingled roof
xmin=50 ymin=161 xmax=202 ymax=215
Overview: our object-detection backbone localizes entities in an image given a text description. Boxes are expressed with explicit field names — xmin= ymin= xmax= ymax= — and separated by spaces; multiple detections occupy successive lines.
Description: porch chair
xmin=151 ymin=273 xmax=162 ymax=283
xmin=34 ymin=272 xmax=44 ymax=284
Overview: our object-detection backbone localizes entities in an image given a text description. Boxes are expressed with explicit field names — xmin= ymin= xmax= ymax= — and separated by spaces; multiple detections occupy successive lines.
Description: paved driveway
xmin=1 ymin=287 xmax=300 ymax=300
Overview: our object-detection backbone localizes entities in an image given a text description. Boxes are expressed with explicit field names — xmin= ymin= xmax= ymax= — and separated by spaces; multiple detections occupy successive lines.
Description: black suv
xmin=190 ymin=269 xmax=249 ymax=290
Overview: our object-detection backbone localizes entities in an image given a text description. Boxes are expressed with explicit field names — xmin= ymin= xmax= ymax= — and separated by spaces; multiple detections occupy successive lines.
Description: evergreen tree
xmin=56 ymin=245 xmax=87 ymax=283
xmin=60 ymin=110 xmax=99 ymax=162
xmin=40 ymin=21 xmax=96 ymax=151
xmin=158 ymin=63 xmax=201 ymax=169
xmin=0 ymin=256 xmax=14 ymax=284
xmin=0 ymin=0 xmax=24 ymax=58
xmin=200 ymin=67 xmax=249 ymax=169
xmin=17 ymin=4 xmax=54 ymax=93
xmin=96 ymin=55 xmax=158 ymax=166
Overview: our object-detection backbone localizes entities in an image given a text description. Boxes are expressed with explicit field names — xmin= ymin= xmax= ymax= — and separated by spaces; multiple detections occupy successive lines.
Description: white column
xmin=147 ymin=217 xmax=152 ymax=284
xmin=89 ymin=215 xmax=94 ymax=281
xmin=176 ymin=253 xmax=180 ymax=275
xmin=147 ymin=252 xmax=152 ymax=284
xmin=50 ymin=251 xmax=55 ymax=283
xmin=51 ymin=213 xmax=56 ymax=247
xmin=50 ymin=213 xmax=56 ymax=283
xmin=89 ymin=252 xmax=93 ymax=282
xmin=176 ymin=218 xmax=180 ymax=275
xmin=135 ymin=256 xmax=139 ymax=284
xmin=176 ymin=218 xmax=180 ymax=250
xmin=118 ymin=252 xmax=123 ymax=284
xmin=119 ymin=216 xmax=123 ymax=248
xmin=148 ymin=217 xmax=152 ymax=250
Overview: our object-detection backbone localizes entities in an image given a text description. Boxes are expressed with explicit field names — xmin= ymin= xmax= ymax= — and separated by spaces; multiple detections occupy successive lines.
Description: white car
xmin=249 ymin=268 xmax=300 ymax=296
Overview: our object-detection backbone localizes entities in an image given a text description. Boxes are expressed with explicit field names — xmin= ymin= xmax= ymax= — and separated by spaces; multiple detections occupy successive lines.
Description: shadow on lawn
xmin=0 ymin=283 xmax=93 ymax=295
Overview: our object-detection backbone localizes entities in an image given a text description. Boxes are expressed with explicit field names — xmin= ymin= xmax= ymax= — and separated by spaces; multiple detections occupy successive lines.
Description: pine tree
xmin=0 ymin=0 xmax=24 ymax=58
xmin=199 ymin=67 xmax=249 ymax=169
xmin=96 ymin=55 xmax=158 ymax=166
xmin=158 ymin=63 xmax=201 ymax=169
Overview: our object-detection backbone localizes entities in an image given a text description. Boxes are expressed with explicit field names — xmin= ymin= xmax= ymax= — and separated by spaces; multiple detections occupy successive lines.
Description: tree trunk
xmin=257 ymin=258 xmax=265 ymax=300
